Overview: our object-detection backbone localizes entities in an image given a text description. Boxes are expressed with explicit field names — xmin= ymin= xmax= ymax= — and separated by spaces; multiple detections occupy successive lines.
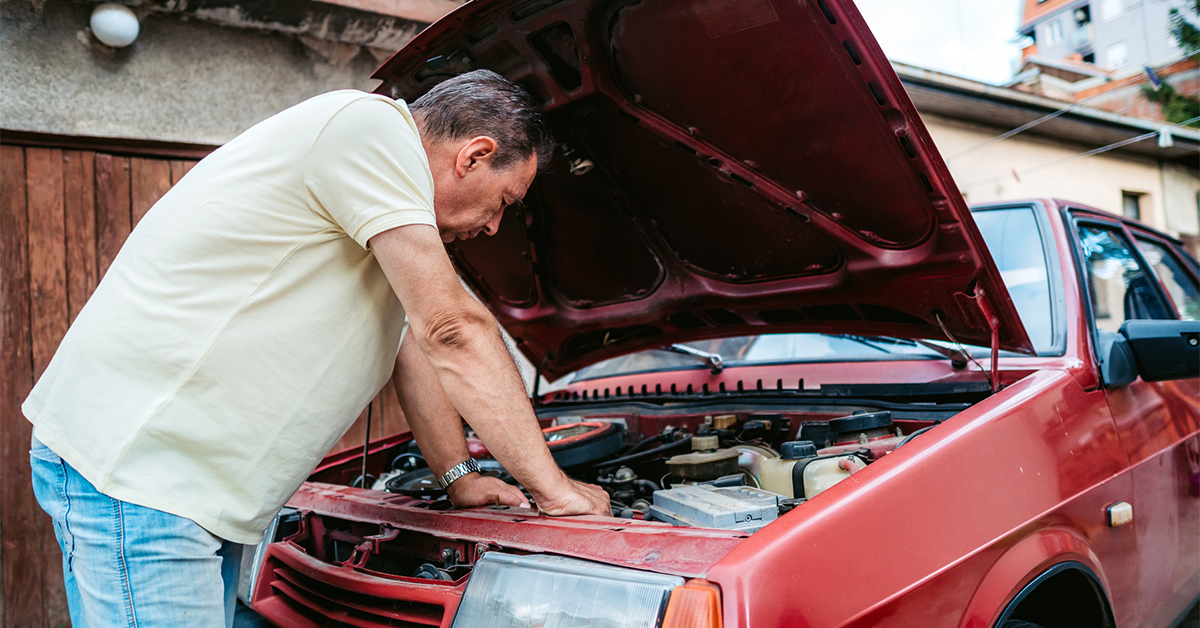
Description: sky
xmin=854 ymin=0 xmax=1027 ymax=85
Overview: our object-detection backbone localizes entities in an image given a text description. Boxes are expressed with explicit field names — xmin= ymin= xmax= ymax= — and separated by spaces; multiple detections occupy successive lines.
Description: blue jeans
xmin=30 ymin=439 xmax=242 ymax=628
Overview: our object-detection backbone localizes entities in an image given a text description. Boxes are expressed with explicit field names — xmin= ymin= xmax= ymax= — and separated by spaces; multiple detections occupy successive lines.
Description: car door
xmin=1072 ymin=213 xmax=1200 ymax=627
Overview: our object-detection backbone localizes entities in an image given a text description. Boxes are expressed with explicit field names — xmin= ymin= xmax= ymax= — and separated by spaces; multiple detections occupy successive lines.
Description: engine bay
xmin=253 ymin=397 xmax=978 ymax=591
xmin=312 ymin=399 xmax=963 ymax=535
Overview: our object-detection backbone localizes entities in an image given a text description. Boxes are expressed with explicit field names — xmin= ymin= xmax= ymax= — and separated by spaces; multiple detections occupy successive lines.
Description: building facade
xmin=1010 ymin=0 xmax=1200 ymax=125
xmin=900 ymin=63 xmax=1199 ymax=255
xmin=1019 ymin=0 xmax=1190 ymax=70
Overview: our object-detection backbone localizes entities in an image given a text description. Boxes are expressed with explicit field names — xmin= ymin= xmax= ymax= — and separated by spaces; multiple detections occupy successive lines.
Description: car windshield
xmin=570 ymin=206 xmax=1055 ymax=381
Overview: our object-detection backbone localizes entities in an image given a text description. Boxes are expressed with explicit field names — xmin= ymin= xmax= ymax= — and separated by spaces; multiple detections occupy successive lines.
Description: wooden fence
xmin=0 ymin=136 xmax=408 ymax=627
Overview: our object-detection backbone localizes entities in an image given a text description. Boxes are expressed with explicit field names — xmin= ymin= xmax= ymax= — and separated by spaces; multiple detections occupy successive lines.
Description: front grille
xmin=253 ymin=543 xmax=461 ymax=628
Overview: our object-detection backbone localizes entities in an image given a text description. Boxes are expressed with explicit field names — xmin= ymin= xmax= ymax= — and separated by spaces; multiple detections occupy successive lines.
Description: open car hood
xmin=372 ymin=0 xmax=1033 ymax=379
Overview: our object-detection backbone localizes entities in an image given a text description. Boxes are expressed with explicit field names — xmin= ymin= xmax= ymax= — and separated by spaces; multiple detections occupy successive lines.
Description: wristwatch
xmin=437 ymin=458 xmax=481 ymax=489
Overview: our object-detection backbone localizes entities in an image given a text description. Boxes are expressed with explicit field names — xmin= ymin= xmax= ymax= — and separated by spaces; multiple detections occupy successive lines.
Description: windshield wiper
xmin=913 ymin=340 xmax=971 ymax=369
xmin=655 ymin=344 xmax=724 ymax=374
xmin=834 ymin=335 xmax=970 ymax=368
xmin=829 ymin=334 xmax=910 ymax=354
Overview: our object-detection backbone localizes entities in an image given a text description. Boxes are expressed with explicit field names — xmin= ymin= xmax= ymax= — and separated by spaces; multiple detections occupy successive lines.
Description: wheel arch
xmin=997 ymin=562 xmax=1115 ymax=628
xmin=959 ymin=527 xmax=1115 ymax=628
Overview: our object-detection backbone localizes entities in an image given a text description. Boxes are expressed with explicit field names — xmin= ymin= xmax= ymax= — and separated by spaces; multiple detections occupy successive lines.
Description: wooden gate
xmin=1 ymin=135 xmax=408 ymax=627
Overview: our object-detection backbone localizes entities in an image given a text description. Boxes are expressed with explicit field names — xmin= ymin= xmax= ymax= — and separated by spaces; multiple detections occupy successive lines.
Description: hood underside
xmin=373 ymin=0 xmax=1033 ymax=379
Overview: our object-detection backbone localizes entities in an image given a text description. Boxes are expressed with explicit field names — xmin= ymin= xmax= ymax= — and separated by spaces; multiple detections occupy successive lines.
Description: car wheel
xmin=999 ymin=621 xmax=1046 ymax=628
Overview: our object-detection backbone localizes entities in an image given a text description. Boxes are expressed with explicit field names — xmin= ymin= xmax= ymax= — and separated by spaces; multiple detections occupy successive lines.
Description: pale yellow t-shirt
xmin=23 ymin=90 xmax=437 ymax=544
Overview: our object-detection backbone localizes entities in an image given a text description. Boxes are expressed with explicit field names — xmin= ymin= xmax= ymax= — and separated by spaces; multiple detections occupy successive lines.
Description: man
xmin=25 ymin=70 xmax=609 ymax=627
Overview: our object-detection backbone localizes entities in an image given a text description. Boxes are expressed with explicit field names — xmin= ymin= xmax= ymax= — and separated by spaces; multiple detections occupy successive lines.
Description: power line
xmin=947 ymin=54 xmax=1194 ymax=161
xmin=959 ymin=115 xmax=1200 ymax=190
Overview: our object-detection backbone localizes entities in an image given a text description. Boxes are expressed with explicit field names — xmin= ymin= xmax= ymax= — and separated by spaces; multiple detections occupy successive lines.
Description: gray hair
xmin=410 ymin=70 xmax=554 ymax=170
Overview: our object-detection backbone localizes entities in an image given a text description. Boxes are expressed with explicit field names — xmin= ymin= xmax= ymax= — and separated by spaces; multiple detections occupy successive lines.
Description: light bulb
xmin=90 ymin=3 xmax=139 ymax=48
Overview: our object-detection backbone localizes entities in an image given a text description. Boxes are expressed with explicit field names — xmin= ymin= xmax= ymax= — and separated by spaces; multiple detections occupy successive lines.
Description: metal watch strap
xmin=437 ymin=458 xmax=481 ymax=489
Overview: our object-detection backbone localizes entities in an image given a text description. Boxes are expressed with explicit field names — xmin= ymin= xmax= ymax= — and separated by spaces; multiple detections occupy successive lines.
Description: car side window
xmin=1078 ymin=224 xmax=1172 ymax=333
xmin=1134 ymin=237 xmax=1199 ymax=321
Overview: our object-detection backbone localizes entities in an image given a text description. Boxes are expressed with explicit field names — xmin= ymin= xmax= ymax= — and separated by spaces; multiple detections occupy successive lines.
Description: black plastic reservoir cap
xmin=829 ymin=411 xmax=892 ymax=439
xmin=780 ymin=440 xmax=818 ymax=459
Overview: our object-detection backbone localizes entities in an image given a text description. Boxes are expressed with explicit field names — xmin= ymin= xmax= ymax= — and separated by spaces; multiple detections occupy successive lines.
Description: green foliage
xmin=1169 ymin=1 xmax=1200 ymax=57
xmin=1141 ymin=82 xmax=1200 ymax=126
xmin=1144 ymin=2 xmax=1200 ymax=126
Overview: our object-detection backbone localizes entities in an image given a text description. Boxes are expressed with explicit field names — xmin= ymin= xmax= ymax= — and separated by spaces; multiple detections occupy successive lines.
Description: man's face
xmin=434 ymin=149 xmax=538 ymax=244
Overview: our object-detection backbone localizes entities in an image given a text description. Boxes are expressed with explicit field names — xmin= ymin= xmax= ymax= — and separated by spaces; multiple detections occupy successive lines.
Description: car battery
xmin=648 ymin=485 xmax=781 ymax=533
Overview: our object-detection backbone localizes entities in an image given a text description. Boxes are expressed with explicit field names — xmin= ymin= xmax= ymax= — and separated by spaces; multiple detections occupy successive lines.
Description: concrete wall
xmin=1 ymin=0 xmax=395 ymax=145
xmin=922 ymin=113 xmax=1174 ymax=231
xmin=1162 ymin=162 xmax=1200 ymax=235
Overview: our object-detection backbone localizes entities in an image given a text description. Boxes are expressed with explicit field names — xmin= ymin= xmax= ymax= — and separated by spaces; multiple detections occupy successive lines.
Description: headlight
xmin=451 ymin=552 xmax=684 ymax=628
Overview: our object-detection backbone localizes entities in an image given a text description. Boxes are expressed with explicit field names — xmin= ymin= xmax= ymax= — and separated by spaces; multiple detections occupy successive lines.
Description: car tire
xmin=999 ymin=621 xmax=1046 ymax=628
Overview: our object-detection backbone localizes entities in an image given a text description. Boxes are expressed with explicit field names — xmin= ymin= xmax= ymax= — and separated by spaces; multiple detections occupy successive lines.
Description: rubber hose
xmin=634 ymin=479 xmax=661 ymax=493
xmin=592 ymin=436 xmax=694 ymax=469
xmin=623 ymin=434 xmax=668 ymax=456
xmin=895 ymin=425 xmax=936 ymax=450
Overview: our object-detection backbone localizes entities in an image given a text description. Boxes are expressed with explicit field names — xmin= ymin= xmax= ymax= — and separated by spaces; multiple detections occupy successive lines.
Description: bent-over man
xmin=24 ymin=70 xmax=609 ymax=628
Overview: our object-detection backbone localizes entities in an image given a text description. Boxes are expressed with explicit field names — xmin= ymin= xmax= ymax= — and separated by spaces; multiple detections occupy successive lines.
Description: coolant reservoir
xmin=800 ymin=455 xmax=866 ymax=498
xmin=666 ymin=436 xmax=740 ymax=481
xmin=759 ymin=440 xmax=867 ymax=499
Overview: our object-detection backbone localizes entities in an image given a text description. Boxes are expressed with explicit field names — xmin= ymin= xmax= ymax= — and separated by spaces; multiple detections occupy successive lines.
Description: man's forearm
xmin=412 ymin=304 xmax=569 ymax=501
xmin=368 ymin=225 xmax=573 ymax=506
xmin=392 ymin=333 xmax=472 ymax=477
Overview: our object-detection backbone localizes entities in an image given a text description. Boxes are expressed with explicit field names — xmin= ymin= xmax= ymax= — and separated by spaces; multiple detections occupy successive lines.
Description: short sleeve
xmin=305 ymin=97 xmax=437 ymax=249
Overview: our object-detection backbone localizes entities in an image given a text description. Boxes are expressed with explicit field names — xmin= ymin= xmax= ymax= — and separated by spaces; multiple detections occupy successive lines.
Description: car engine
xmin=356 ymin=406 xmax=940 ymax=532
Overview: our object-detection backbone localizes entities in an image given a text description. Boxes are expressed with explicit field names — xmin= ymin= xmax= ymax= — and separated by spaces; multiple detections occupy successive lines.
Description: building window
xmin=1107 ymin=42 xmax=1129 ymax=68
xmin=1099 ymin=0 xmax=1122 ymax=22
xmin=1046 ymin=19 xmax=1064 ymax=45
xmin=1122 ymin=191 xmax=1142 ymax=220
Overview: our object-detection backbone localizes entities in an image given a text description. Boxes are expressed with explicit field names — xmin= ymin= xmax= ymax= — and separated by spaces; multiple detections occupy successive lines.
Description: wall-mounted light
xmin=90 ymin=3 xmax=140 ymax=48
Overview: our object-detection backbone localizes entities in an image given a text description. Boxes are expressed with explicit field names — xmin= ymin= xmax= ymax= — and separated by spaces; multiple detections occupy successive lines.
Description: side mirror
xmin=1098 ymin=329 xmax=1138 ymax=389
xmin=1119 ymin=320 xmax=1200 ymax=383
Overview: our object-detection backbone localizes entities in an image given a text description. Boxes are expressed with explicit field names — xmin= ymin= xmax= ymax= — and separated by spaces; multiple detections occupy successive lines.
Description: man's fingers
xmin=496 ymin=484 xmax=530 ymax=508
xmin=536 ymin=479 xmax=611 ymax=517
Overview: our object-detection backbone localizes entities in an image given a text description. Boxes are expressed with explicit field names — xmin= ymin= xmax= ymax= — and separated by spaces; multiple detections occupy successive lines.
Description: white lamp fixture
xmin=90 ymin=3 xmax=140 ymax=48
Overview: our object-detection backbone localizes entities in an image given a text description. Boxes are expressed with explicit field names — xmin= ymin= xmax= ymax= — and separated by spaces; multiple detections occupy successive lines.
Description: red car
xmin=239 ymin=0 xmax=1200 ymax=626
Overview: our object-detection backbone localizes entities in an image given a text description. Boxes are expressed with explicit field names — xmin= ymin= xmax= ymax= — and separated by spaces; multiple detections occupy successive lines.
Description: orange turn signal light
xmin=662 ymin=579 xmax=723 ymax=628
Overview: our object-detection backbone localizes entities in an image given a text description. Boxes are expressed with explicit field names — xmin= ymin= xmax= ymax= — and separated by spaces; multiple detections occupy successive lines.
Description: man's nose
xmin=482 ymin=211 xmax=504 ymax=236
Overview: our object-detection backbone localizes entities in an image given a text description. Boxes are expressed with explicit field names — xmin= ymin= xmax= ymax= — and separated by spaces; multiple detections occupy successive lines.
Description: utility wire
xmin=960 ymin=115 xmax=1200 ymax=190
xmin=947 ymin=54 xmax=1194 ymax=161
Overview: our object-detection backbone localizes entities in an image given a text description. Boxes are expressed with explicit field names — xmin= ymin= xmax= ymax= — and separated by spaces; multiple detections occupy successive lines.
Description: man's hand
xmin=532 ymin=478 xmax=611 ymax=517
xmin=447 ymin=473 xmax=529 ymax=509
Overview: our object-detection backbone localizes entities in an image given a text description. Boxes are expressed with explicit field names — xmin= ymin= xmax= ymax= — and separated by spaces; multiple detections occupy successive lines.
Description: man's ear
xmin=454 ymin=136 xmax=499 ymax=177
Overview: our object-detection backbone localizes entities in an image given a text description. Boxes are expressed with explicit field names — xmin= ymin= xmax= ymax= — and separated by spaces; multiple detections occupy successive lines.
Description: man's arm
xmin=371 ymin=223 xmax=608 ymax=516
xmin=392 ymin=333 xmax=528 ymax=509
